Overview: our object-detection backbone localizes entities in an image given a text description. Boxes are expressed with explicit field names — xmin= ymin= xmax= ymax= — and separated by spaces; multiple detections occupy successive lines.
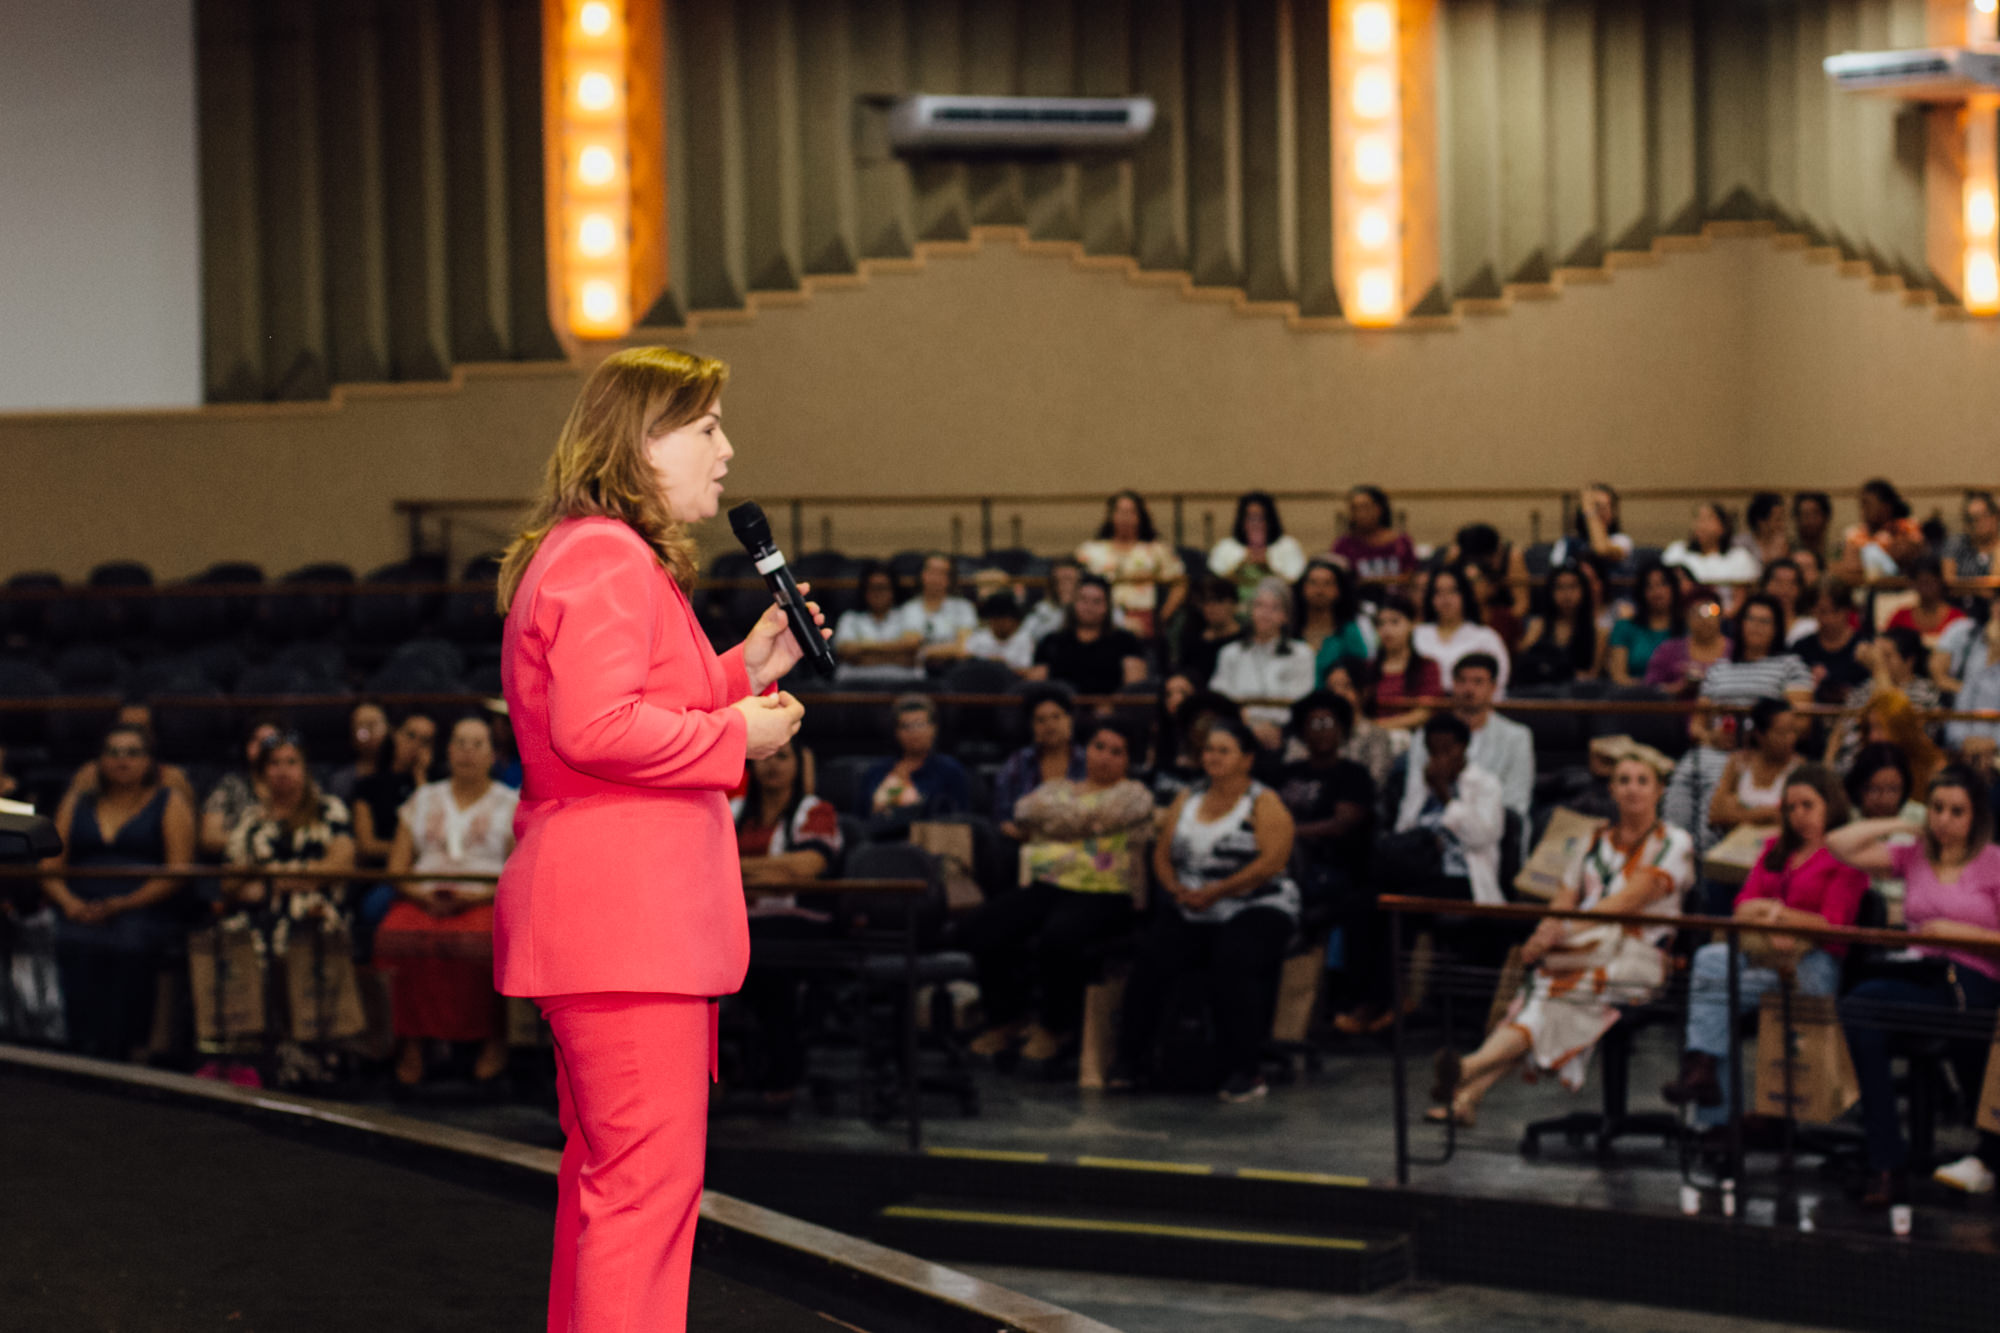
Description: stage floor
xmin=1 ymin=1070 xmax=947 ymax=1333
xmin=398 ymin=1019 xmax=2000 ymax=1252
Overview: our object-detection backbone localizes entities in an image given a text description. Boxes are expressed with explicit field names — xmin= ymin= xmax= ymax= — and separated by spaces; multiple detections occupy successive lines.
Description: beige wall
xmin=0 ymin=226 xmax=1994 ymax=583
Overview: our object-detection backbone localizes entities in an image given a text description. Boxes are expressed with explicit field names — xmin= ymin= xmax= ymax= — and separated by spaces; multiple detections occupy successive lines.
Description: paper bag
xmin=189 ymin=920 xmax=267 ymax=1044
xmin=1269 ymin=945 xmax=1326 ymax=1044
xmin=281 ymin=917 xmax=367 ymax=1043
xmin=911 ymin=821 xmax=983 ymax=912
xmin=1514 ymin=808 xmax=1605 ymax=901
xmin=1976 ymin=1013 xmax=2000 ymax=1138
xmin=1753 ymin=992 xmax=1859 ymax=1124
xmin=1077 ymin=974 xmax=1125 ymax=1090
xmin=1589 ymin=734 xmax=1675 ymax=780
xmin=1701 ymin=821 xmax=1772 ymax=888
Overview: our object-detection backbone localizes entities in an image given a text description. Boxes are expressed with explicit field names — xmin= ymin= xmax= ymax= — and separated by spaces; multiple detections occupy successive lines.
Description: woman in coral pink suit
xmin=494 ymin=347 xmax=814 ymax=1333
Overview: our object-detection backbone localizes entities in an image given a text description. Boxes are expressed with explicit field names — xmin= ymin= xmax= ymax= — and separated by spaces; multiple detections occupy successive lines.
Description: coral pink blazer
xmin=495 ymin=517 xmax=753 ymax=998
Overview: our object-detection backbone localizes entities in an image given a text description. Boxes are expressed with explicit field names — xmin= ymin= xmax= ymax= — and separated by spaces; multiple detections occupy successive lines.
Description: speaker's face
xmin=647 ymin=402 xmax=732 ymax=522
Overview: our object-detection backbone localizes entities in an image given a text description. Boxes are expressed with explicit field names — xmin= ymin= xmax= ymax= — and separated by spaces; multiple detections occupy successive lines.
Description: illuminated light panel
xmin=1355 ymin=268 xmax=1398 ymax=316
xmin=1980 ymin=0 xmax=1997 ymax=16
xmin=557 ymin=0 xmax=631 ymax=338
xmin=578 ymin=213 xmax=618 ymax=258
xmin=576 ymin=70 xmax=617 ymax=113
xmin=1354 ymin=133 xmax=1397 ymax=186
xmin=576 ymin=144 xmax=617 ymax=187
xmin=1352 ymin=1 xmax=1394 ymax=54
xmin=1352 ymin=69 xmax=1394 ymax=120
xmin=1969 ymin=187 xmax=1997 ymax=240
xmin=1354 ymin=206 xmax=1394 ymax=251
xmin=1334 ymin=0 xmax=1402 ymax=328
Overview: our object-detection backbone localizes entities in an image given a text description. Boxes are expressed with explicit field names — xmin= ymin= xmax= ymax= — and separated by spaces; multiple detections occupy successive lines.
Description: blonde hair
xmin=497 ymin=346 xmax=729 ymax=612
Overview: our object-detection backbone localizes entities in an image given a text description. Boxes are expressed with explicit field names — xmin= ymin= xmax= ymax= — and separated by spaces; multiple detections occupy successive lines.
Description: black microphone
xmin=728 ymin=502 xmax=837 ymax=678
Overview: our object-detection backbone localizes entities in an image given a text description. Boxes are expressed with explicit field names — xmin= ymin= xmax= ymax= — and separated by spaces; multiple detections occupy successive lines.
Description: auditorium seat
xmin=81 ymin=561 xmax=155 ymax=647
xmin=348 ymin=557 xmax=446 ymax=656
xmin=264 ymin=563 xmax=355 ymax=642
xmin=51 ymin=645 xmax=132 ymax=695
xmin=1 ymin=571 xmax=66 ymax=648
xmin=0 ymin=657 xmax=59 ymax=752
xmin=977 ymin=547 xmax=1038 ymax=577
xmin=444 ymin=553 xmax=505 ymax=647
xmin=937 ymin=659 xmax=1023 ymax=763
xmin=156 ymin=562 xmax=264 ymax=647
xmin=790 ymin=551 xmax=860 ymax=621
xmin=364 ymin=637 xmax=465 ymax=695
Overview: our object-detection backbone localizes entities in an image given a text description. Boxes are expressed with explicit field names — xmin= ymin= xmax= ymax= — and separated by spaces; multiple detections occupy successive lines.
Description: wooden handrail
xmin=1377 ymin=893 xmax=2000 ymax=958
xmin=0 ymin=863 xmax=926 ymax=896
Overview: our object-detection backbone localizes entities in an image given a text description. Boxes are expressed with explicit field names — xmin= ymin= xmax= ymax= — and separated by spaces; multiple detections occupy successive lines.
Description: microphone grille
xmin=727 ymin=502 xmax=771 ymax=547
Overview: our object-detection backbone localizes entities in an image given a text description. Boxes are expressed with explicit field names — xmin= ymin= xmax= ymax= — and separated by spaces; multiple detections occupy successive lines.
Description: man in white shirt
xmin=1402 ymin=653 xmax=1534 ymax=853
xmin=1393 ymin=712 xmax=1507 ymax=907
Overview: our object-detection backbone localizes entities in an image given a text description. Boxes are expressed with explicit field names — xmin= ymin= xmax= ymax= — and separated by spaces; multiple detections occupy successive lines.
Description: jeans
xmin=954 ymin=884 xmax=1135 ymax=1035
xmin=1840 ymin=965 xmax=2000 ymax=1172
xmin=1683 ymin=943 xmax=1841 ymax=1129
xmin=1115 ymin=906 xmax=1293 ymax=1082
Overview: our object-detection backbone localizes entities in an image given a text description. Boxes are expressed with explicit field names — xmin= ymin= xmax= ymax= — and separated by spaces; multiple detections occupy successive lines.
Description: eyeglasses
xmin=102 ymin=746 xmax=147 ymax=759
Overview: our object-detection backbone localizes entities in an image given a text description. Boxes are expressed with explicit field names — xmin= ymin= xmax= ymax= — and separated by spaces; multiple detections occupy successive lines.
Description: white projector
xmin=886 ymin=95 xmax=1156 ymax=152
xmin=1824 ymin=46 xmax=2000 ymax=99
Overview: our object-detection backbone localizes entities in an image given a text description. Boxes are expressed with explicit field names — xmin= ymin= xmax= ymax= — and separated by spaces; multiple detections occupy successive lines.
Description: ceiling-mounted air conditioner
xmin=1823 ymin=46 xmax=2000 ymax=100
xmin=885 ymin=95 xmax=1156 ymax=152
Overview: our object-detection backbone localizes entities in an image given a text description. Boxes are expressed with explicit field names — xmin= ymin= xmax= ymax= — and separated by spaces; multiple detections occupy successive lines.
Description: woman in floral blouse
xmin=1076 ymin=490 xmax=1186 ymax=640
xmin=958 ymin=720 xmax=1155 ymax=1064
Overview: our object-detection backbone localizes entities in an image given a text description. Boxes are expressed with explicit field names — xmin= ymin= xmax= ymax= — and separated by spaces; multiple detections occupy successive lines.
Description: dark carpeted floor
xmin=0 ymin=1071 xmax=858 ymax=1333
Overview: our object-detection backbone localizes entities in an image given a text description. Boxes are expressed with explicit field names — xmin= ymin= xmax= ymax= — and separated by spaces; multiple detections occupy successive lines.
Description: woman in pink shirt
xmin=1832 ymin=766 xmax=2000 ymax=1204
xmin=1662 ymin=765 xmax=1865 ymax=1128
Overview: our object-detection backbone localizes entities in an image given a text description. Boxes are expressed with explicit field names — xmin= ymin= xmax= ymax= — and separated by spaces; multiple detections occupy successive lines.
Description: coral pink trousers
xmin=539 ymin=992 xmax=717 ymax=1333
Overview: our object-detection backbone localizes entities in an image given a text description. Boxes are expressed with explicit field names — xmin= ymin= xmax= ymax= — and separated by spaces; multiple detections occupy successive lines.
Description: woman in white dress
xmin=1210 ymin=578 xmax=1317 ymax=747
xmin=1428 ymin=756 xmax=1693 ymax=1124
xmin=375 ymin=715 xmax=520 ymax=1086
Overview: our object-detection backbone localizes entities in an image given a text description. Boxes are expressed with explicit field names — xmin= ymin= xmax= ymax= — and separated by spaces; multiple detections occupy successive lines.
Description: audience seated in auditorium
xmin=39 ymin=723 xmax=196 ymax=1061
xmin=1825 ymin=629 xmax=1942 ymax=776
xmin=352 ymin=712 xmax=437 ymax=866
xmin=1299 ymin=558 xmax=1374 ymax=684
xmin=1943 ymin=491 xmax=2000 ymax=582
xmin=733 ymin=739 xmax=843 ymax=1106
xmin=1442 ymin=523 xmax=1530 ymax=631
xmin=1607 ymin=561 xmax=1681 ymax=686
xmin=1706 ymin=698 xmax=1805 ymax=838
xmin=1663 ymin=502 xmax=1759 ymax=597
xmin=855 ymin=695 xmax=971 ymax=826
xmin=902 ymin=552 xmax=979 ymax=666
xmin=1208 ymin=491 xmax=1307 ymax=607
xmin=1331 ymin=485 xmax=1418 ymax=584
xmin=1790 ymin=546 xmax=1825 ymax=591
xmin=960 ymin=719 xmax=1153 ymax=1066
xmin=1664 ymin=764 xmax=1864 ymax=1130
xmin=1833 ymin=768 xmax=2000 ymax=1205
xmin=1514 ymin=565 xmax=1605 ymax=687
xmin=200 ymin=717 xmax=282 ymax=857
xmin=1319 ymin=662 xmax=1398 ymax=789
xmin=1211 ymin=577 xmax=1317 ymax=748
xmin=1836 ymin=478 xmax=1925 ymax=583
xmin=1793 ymin=577 xmax=1868 ymax=702
xmin=1386 ymin=712 xmax=1512 ymax=975
xmin=963 ymin=592 xmax=1036 ymax=673
xmin=215 ymin=732 xmax=358 ymax=1088
xmin=1147 ymin=686 xmax=1241 ymax=803
xmin=1367 ymin=593 xmax=1441 ymax=729
xmin=1699 ymin=594 xmax=1813 ymax=709
xmin=1792 ymin=491 xmax=1834 ymax=570
xmin=1403 ymin=655 xmax=1532 ymax=836
xmin=1945 ymin=608 xmax=2000 ymax=771
xmin=1021 ymin=557 xmax=1080 ymax=645
xmin=833 ymin=562 xmax=921 ymax=680
xmin=1843 ymin=745 xmax=1923 ymax=916
xmin=374 ymin=715 xmax=516 ymax=1087
xmin=1076 ymin=490 xmax=1185 ymax=640
xmin=327 ymin=701 xmax=390 ymax=805
xmin=65 ymin=700 xmax=197 ymax=808
xmin=1756 ymin=559 xmax=1813 ymax=646
xmin=1551 ymin=483 xmax=1633 ymax=569
xmin=1414 ymin=565 xmax=1511 ymax=696
xmin=991 ymin=684 xmax=1086 ymax=838
xmin=1173 ymin=575 xmax=1245 ymax=684
xmin=1428 ymin=756 xmax=1692 ymax=1126
xmin=1109 ymin=717 xmax=1297 ymax=1103
xmin=1274 ymin=692 xmax=1376 ymax=948
xmin=1885 ymin=554 xmax=1964 ymax=650
xmin=1027 ymin=574 xmax=1148 ymax=695
xmin=1740 ymin=491 xmax=1793 ymax=569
